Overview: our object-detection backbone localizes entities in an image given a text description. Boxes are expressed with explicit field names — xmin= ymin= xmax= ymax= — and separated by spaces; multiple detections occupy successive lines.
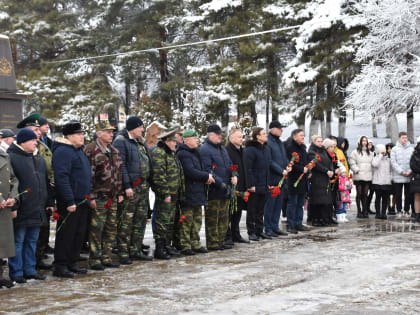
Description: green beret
xmin=183 ymin=129 xmax=197 ymax=138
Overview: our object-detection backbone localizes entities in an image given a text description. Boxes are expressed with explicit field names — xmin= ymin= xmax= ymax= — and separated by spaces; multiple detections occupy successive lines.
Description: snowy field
xmin=1 ymin=201 xmax=419 ymax=315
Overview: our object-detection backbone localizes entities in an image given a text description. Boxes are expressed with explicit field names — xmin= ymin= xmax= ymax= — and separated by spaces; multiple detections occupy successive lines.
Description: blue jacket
xmin=8 ymin=143 xmax=51 ymax=228
xmin=244 ymin=140 xmax=271 ymax=194
xmin=52 ymin=138 xmax=91 ymax=208
xmin=176 ymin=143 xmax=209 ymax=207
xmin=199 ymin=139 xmax=233 ymax=200
xmin=267 ymin=133 xmax=288 ymax=186
xmin=113 ymin=129 xmax=152 ymax=189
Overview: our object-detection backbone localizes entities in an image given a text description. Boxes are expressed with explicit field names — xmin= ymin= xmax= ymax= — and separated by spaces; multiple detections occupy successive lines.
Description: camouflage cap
xmin=158 ymin=128 xmax=178 ymax=141
xmin=96 ymin=121 xmax=116 ymax=132
xmin=17 ymin=113 xmax=42 ymax=129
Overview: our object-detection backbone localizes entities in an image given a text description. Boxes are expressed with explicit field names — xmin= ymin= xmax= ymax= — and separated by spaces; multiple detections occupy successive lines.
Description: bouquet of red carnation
xmin=294 ymin=154 xmax=321 ymax=188
xmin=235 ymin=191 xmax=250 ymax=202
xmin=270 ymin=186 xmax=281 ymax=197
xmin=228 ymin=165 xmax=240 ymax=214
xmin=132 ymin=178 xmax=142 ymax=187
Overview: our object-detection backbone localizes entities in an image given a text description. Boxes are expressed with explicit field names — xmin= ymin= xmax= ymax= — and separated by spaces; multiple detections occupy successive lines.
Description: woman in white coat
xmin=349 ymin=136 xmax=373 ymax=218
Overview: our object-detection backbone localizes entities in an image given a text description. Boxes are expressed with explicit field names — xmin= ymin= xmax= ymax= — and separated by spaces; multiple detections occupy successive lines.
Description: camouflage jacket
xmin=84 ymin=139 xmax=123 ymax=200
xmin=151 ymin=141 xmax=185 ymax=199
xmin=38 ymin=141 xmax=54 ymax=184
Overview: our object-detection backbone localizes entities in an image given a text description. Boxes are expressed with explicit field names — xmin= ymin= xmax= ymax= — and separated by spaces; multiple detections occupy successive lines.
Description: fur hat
xmin=322 ymin=138 xmax=336 ymax=149
xmin=376 ymin=144 xmax=386 ymax=154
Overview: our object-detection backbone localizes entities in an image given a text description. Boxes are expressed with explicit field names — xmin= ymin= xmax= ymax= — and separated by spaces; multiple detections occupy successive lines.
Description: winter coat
xmin=199 ymin=139 xmax=233 ymax=200
xmin=371 ymin=154 xmax=393 ymax=187
xmin=176 ymin=143 xmax=208 ymax=207
xmin=307 ymin=144 xmax=334 ymax=205
xmin=8 ymin=143 xmax=50 ymax=228
xmin=409 ymin=144 xmax=420 ymax=193
xmin=244 ymin=140 xmax=271 ymax=194
xmin=266 ymin=133 xmax=289 ymax=186
xmin=334 ymin=147 xmax=349 ymax=177
xmin=151 ymin=141 xmax=184 ymax=199
xmin=113 ymin=129 xmax=152 ymax=190
xmin=52 ymin=138 xmax=91 ymax=208
xmin=390 ymin=141 xmax=414 ymax=183
xmin=225 ymin=142 xmax=248 ymax=192
xmin=285 ymin=137 xmax=309 ymax=195
xmin=349 ymin=148 xmax=373 ymax=182
xmin=0 ymin=151 xmax=18 ymax=258
xmin=84 ymin=139 xmax=123 ymax=200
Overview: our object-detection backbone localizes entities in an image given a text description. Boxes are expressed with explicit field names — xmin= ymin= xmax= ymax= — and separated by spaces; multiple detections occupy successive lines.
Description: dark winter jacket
xmin=199 ymin=138 xmax=233 ymax=200
xmin=307 ymin=144 xmax=333 ymax=205
xmin=337 ymin=137 xmax=349 ymax=157
xmin=225 ymin=142 xmax=248 ymax=192
xmin=244 ymin=140 xmax=271 ymax=194
xmin=52 ymin=138 xmax=91 ymax=208
xmin=176 ymin=143 xmax=208 ymax=207
xmin=8 ymin=143 xmax=51 ymax=228
xmin=267 ymin=133 xmax=288 ymax=186
xmin=113 ymin=129 xmax=152 ymax=190
xmin=285 ymin=137 xmax=309 ymax=195
xmin=409 ymin=144 xmax=420 ymax=193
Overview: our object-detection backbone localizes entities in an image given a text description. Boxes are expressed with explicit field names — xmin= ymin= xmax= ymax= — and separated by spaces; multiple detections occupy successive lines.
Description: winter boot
xmin=415 ymin=213 xmax=420 ymax=223
xmin=154 ymin=240 xmax=171 ymax=260
xmin=165 ymin=240 xmax=181 ymax=257
xmin=343 ymin=213 xmax=349 ymax=222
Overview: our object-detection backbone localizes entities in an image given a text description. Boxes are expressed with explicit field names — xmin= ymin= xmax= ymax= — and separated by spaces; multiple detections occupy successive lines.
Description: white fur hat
xmin=322 ymin=138 xmax=335 ymax=149
xmin=376 ymin=144 xmax=386 ymax=154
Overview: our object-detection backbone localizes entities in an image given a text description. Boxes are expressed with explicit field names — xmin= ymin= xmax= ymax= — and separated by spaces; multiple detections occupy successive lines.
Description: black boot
xmin=154 ymin=240 xmax=171 ymax=260
xmin=165 ymin=240 xmax=181 ymax=257
xmin=415 ymin=213 xmax=420 ymax=223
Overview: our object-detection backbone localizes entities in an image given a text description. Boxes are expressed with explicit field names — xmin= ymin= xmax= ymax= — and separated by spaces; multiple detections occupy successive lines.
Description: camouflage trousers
xmin=117 ymin=189 xmax=148 ymax=258
xmin=154 ymin=196 xmax=176 ymax=242
xmin=179 ymin=206 xmax=202 ymax=251
xmin=205 ymin=199 xmax=229 ymax=249
xmin=88 ymin=198 xmax=118 ymax=266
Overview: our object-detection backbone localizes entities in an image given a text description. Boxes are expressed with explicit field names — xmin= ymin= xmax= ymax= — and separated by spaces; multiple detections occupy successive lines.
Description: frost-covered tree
xmin=283 ymin=0 xmax=366 ymax=137
xmin=345 ymin=0 xmax=420 ymax=142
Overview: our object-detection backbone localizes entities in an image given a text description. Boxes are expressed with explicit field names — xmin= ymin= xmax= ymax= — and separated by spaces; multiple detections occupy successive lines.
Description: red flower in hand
xmin=52 ymin=213 xmax=60 ymax=221
xmin=84 ymin=195 xmax=91 ymax=201
xmin=291 ymin=152 xmax=300 ymax=163
xmin=315 ymin=153 xmax=322 ymax=162
xmin=133 ymin=178 xmax=142 ymax=187
xmin=211 ymin=163 xmax=217 ymax=170
xmin=229 ymin=165 xmax=239 ymax=172
xmin=26 ymin=188 xmax=32 ymax=194
xmin=271 ymin=186 xmax=281 ymax=198
xmin=179 ymin=215 xmax=186 ymax=223
xmin=104 ymin=198 xmax=112 ymax=209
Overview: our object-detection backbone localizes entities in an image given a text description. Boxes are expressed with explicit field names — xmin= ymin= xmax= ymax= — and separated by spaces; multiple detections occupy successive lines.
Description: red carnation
xmin=26 ymin=188 xmax=32 ymax=194
xmin=315 ymin=153 xmax=322 ymax=162
xmin=52 ymin=213 xmax=60 ymax=221
xmin=179 ymin=215 xmax=186 ymax=223
xmin=229 ymin=165 xmax=239 ymax=172
xmin=133 ymin=178 xmax=142 ymax=187
xmin=104 ymin=198 xmax=112 ymax=209
xmin=84 ymin=195 xmax=91 ymax=201
xmin=271 ymin=186 xmax=281 ymax=198
xmin=211 ymin=163 xmax=217 ymax=169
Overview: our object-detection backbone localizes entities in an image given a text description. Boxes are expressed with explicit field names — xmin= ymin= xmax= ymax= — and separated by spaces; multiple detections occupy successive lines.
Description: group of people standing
xmin=1 ymin=114 xmax=419 ymax=289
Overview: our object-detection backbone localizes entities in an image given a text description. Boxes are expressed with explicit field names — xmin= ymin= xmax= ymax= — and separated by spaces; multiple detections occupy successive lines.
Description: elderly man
xmin=113 ymin=117 xmax=153 ymax=264
xmin=151 ymin=129 xmax=184 ymax=259
xmin=0 ymin=129 xmax=15 ymax=153
xmin=52 ymin=121 xmax=92 ymax=278
xmin=199 ymin=124 xmax=237 ymax=251
xmin=176 ymin=129 xmax=213 ymax=255
xmin=8 ymin=128 xmax=52 ymax=283
xmin=264 ymin=121 xmax=289 ymax=237
xmin=85 ymin=121 xmax=123 ymax=270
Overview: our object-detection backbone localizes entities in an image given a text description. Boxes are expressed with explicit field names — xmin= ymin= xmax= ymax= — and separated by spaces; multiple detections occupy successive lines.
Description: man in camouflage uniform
xmin=151 ymin=129 xmax=184 ymax=259
xmin=16 ymin=114 xmax=54 ymax=270
xmin=199 ymin=125 xmax=237 ymax=251
xmin=85 ymin=121 xmax=123 ymax=270
xmin=113 ymin=117 xmax=153 ymax=264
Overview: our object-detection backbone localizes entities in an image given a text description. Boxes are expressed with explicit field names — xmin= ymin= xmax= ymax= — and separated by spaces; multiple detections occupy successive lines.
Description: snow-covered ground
xmin=1 ymin=202 xmax=419 ymax=314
